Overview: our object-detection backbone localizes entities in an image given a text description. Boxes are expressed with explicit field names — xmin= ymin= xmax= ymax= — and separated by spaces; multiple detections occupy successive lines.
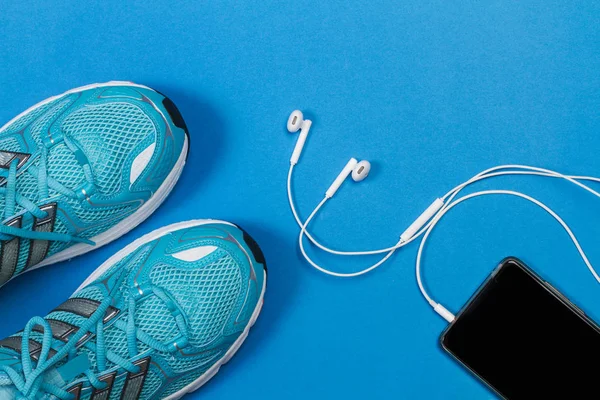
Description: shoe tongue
xmin=0 ymin=383 xmax=19 ymax=399
xmin=0 ymin=347 xmax=20 ymax=368
xmin=0 ymin=359 xmax=86 ymax=400
xmin=0 ymin=351 xmax=22 ymax=398
xmin=0 ymin=347 xmax=78 ymax=400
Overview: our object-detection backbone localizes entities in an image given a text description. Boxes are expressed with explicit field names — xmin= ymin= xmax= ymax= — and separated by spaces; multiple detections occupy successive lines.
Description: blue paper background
xmin=0 ymin=1 xmax=598 ymax=398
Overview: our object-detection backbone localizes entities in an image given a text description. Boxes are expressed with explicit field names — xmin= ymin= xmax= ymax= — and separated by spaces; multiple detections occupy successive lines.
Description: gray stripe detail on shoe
xmin=26 ymin=203 xmax=57 ymax=269
xmin=91 ymin=372 xmax=116 ymax=400
xmin=0 ymin=151 xmax=30 ymax=169
xmin=120 ymin=358 xmax=151 ymax=400
xmin=53 ymin=297 xmax=120 ymax=323
xmin=32 ymin=319 xmax=79 ymax=342
xmin=0 ymin=151 xmax=31 ymax=185
xmin=0 ymin=216 xmax=22 ymax=286
xmin=0 ymin=337 xmax=38 ymax=353
xmin=0 ymin=336 xmax=57 ymax=360
xmin=54 ymin=297 xmax=101 ymax=317
xmin=67 ymin=383 xmax=83 ymax=400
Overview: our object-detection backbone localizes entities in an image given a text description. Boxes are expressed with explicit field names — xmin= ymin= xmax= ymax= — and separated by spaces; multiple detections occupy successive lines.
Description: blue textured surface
xmin=0 ymin=1 xmax=598 ymax=398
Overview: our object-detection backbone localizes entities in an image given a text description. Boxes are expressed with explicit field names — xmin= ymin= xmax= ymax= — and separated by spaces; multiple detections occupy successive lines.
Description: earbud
xmin=288 ymin=110 xmax=312 ymax=165
xmin=352 ymin=160 xmax=371 ymax=182
xmin=325 ymin=158 xmax=371 ymax=198
xmin=287 ymin=110 xmax=304 ymax=133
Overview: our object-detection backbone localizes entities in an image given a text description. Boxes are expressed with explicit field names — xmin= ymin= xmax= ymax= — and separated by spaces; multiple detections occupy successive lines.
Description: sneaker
xmin=0 ymin=81 xmax=189 ymax=288
xmin=0 ymin=220 xmax=267 ymax=399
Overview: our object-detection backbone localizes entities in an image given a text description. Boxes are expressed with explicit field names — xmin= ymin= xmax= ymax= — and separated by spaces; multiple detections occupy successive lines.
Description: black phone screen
xmin=441 ymin=258 xmax=600 ymax=399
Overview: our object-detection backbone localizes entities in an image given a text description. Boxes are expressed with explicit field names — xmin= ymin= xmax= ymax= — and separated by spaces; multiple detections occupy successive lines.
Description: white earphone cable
xmin=289 ymin=164 xmax=600 ymax=255
xmin=443 ymin=165 xmax=600 ymax=204
xmin=296 ymin=196 xmax=400 ymax=278
xmin=415 ymin=189 xmax=599 ymax=322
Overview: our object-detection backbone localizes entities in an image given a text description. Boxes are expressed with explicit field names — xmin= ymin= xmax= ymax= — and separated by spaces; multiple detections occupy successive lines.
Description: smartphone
xmin=440 ymin=257 xmax=600 ymax=399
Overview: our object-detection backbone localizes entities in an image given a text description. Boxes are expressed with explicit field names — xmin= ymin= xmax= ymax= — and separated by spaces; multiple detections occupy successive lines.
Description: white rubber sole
xmin=75 ymin=220 xmax=266 ymax=400
xmin=2 ymin=80 xmax=190 ymax=271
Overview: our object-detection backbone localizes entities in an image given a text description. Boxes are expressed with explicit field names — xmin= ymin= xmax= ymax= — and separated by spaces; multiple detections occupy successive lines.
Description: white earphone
xmin=286 ymin=109 xmax=600 ymax=323
xmin=325 ymin=158 xmax=371 ymax=198
xmin=287 ymin=110 xmax=312 ymax=166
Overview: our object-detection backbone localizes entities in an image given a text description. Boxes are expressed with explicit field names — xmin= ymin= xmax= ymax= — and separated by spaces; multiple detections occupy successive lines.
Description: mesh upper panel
xmin=0 ymin=136 xmax=23 ymax=153
xmin=0 ymin=98 xmax=59 ymax=135
xmin=61 ymin=102 xmax=156 ymax=195
xmin=47 ymin=218 xmax=71 ymax=256
xmin=162 ymin=349 xmax=221 ymax=374
xmin=98 ymin=245 xmax=152 ymax=285
xmin=65 ymin=198 xmax=136 ymax=224
xmin=134 ymin=296 xmax=179 ymax=343
xmin=149 ymin=255 xmax=242 ymax=348
xmin=74 ymin=286 xmax=106 ymax=302
xmin=15 ymin=166 xmax=40 ymax=205
xmin=103 ymin=327 xmax=130 ymax=360
xmin=29 ymin=97 xmax=75 ymax=146
xmin=139 ymin=369 xmax=162 ymax=399
xmin=160 ymin=372 xmax=198 ymax=398
xmin=108 ymin=375 xmax=127 ymax=400
xmin=46 ymin=143 xmax=86 ymax=189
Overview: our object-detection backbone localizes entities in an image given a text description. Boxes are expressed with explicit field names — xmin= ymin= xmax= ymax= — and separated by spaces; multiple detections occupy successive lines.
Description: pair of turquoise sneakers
xmin=0 ymin=82 xmax=267 ymax=399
